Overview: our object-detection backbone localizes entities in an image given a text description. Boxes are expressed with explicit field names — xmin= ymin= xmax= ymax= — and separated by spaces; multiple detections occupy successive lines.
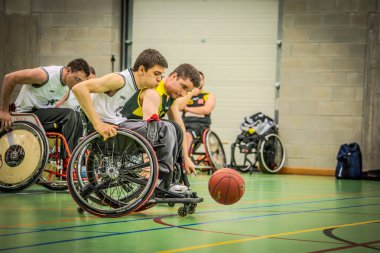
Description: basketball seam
xmin=224 ymin=177 xmax=230 ymax=204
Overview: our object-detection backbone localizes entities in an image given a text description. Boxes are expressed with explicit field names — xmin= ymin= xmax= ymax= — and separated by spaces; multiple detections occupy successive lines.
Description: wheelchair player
xmin=177 ymin=71 xmax=226 ymax=172
xmin=67 ymin=51 xmax=202 ymax=216
xmin=74 ymin=59 xmax=200 ymax=191
xmin=0 ymin=59 xmax=91 ymax=192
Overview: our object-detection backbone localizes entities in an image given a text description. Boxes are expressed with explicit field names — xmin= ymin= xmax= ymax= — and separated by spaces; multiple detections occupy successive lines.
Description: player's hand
xmin=184 ymin=156 xmax=197 ymax=176
xmin=191 ymin=88 xmax=201 ymax=97
xmin=94 ymin=122 xmax=118 ymax=141
xmin=0 ymin=110 xmax=12 ymax=131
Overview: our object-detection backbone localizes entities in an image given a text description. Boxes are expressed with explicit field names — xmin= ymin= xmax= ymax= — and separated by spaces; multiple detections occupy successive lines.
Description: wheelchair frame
xmin=230 ymin=126 xmax=286 ymax=174
xmin=188 ymin=128 xmax=226 ymax=173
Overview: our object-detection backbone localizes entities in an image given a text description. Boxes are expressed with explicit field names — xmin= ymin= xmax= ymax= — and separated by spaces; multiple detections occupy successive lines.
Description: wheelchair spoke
xmin=80 ymin=178 xmax=112 ymax=198
xmin=119 ymin=162 xmax=150 ymax=173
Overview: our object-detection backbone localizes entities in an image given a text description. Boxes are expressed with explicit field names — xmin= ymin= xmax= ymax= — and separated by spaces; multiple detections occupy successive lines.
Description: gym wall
xmin=0 ymin=0 xmax=121 ymax=104
xmin=0 ymin=0 xmax=378 ymax=172
xmin=279 ymin=0 xmax=378 ymax=171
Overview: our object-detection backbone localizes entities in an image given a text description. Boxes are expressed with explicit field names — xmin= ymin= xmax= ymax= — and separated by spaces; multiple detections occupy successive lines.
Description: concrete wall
xmin=0 ymin=0 xmax=121 ymax=104
xmin=279 ymin=0 xmax=378 ymax=170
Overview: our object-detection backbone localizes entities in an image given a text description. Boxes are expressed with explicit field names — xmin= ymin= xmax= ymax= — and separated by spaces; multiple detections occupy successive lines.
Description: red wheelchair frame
xmin=188 ymin=128 xmax=226 ymax=174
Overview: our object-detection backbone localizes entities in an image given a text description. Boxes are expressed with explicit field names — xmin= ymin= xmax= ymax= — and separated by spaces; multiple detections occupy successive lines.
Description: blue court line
xmin=0 ymin=202 xmax=380 ymax=251
xmin=41 ymin=202 xmax=380 ymax=235
xmin=0 ymin=216 xmax=152 ymax=236
xmin=1 ymin=194 xmax=379 ymax=237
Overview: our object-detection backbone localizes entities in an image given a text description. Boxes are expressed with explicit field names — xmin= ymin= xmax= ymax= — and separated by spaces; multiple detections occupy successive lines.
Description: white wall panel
xmin=132 ymin=0 xmax=279 ymax=158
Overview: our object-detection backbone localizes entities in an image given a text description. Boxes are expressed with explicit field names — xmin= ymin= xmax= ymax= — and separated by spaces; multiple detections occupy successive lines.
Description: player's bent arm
xmin=1 ymin=68 xmax=46 ymax=111
xmin=141 ymin=89 xmax=161 ymax=120
xmin=72 ymin=73 xmax=124 ymax=127
xmin=176 ymin=93 xmax=193 ymax=111
xmin=185 ymin=93 xmax=216 ymax=115
xmin=176 ymin=88 xmax=201 ymax=111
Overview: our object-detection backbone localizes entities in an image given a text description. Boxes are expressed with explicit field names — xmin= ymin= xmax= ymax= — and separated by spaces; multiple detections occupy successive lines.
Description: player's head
xmin=165 ymin=63 xmax=200 ymax=99
xmin=133 ymin=49 xmax=168 ymax=89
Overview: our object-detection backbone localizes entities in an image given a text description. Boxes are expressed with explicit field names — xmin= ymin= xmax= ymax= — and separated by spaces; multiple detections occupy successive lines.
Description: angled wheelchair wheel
xmin=0 ymin=121 xmax=49 ymax=192
xmin=258 ymin=133 xmax=285 ymax=174
xmin=67 ymin=129 xmax=159 ymax=218
xmin=203 ymin=129 xmax=226 ymax=171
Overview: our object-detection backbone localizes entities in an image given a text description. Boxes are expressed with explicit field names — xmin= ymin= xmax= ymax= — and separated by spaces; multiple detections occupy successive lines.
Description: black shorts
xmin=185 ymin=122 xmax=209 ymax=138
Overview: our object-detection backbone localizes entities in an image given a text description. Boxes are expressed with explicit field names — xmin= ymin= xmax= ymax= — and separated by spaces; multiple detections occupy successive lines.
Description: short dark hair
xmin=132 ymin=49 xmax=168 ymax=71
xmin=170 ymin=64 xmax=201 ymax=88
xmin=90 ymin=66 xmax=96 ymax=75
xmin=199 ymin=71 xmax=204 ymax=79
xmin=67 ymin=58 xmax=90 ymax=77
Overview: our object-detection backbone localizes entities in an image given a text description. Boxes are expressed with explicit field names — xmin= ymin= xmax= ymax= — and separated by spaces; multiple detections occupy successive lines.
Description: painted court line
xmin=156 ymin=220 xmax=380 ymax=253
xmin=0 ymin=202 xmax=379 ymax=251
xmin=0 ymin=196 xmax=378 ymax=236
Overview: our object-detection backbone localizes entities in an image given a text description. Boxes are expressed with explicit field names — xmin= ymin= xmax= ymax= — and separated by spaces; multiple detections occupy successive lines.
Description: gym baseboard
xmin=280 ymin=167 xmax=335 ymax=176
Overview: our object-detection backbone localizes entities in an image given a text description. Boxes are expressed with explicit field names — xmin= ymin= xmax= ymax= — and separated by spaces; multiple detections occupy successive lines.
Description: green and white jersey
xmin=92 ymin=69 xmax=138 ymax=125
xmin=15 ymin=66 xmax=68 ymax=112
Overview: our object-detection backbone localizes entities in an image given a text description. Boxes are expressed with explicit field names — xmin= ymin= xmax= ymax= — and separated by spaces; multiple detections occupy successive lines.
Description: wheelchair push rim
xmin=0 ymin=121 xmax=48 ymax=192
xmin=66 ymin=129 xmax=159 ymax=218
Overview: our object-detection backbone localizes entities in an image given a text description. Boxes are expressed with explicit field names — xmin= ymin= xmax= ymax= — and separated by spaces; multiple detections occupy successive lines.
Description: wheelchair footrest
xmin=37 ymin=180 xmax=66 ymax=185
xmin=152 ymin=197 xmax=203 ymax=204
xmin=194 ymin=165 xmax=212 ymax=169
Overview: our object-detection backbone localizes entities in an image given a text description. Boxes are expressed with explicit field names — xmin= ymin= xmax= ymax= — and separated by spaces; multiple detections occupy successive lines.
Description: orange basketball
xmin=208 ymin=168 xmax=245 ymax=205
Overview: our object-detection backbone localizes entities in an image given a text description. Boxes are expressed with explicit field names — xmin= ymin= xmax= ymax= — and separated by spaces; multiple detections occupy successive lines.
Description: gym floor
xmin=0 ymin=173 xmax=379 ymax=253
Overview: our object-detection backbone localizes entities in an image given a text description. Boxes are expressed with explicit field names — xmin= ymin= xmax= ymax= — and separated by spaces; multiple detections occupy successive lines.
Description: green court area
xmin=0 ymin=173 xmax=379 ymax=252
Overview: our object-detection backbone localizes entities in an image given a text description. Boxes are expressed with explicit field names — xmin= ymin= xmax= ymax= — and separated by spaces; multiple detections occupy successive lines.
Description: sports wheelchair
xmin=230 ymin=112 xmax=286 ymax=174
xmin=188 ymin=128 xmax=226 ymax=173
xmin=66 ymin=128 xmax=203 ymax=218
xmin=0 ymin=111 xmax=85 ymax=192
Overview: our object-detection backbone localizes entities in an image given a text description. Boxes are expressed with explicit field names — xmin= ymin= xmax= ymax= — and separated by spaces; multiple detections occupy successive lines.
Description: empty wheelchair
xmin=66 ymin=128 xmax=203 ymax=218
xmin=0 ymin=112 xmax=83 ymax=192
xmin=188 ymin=128 xmax=226 ymax=173
xmin=230 ymin=112 xmax=285 ymax=174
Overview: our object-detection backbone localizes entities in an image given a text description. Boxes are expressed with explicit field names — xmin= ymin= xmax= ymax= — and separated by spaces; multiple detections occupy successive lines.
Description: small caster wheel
xmin=168 ymin=202 xmax=175 ymax=207
xmin=178 ymin=206 xmax=188 ymax=217
xmin=77 ymin=207 xmax=85 ymax=214
xmin=191 ymin=192 xmax=198 ymax=198
xmin=188 ymin=203 xmax=197 ymax=214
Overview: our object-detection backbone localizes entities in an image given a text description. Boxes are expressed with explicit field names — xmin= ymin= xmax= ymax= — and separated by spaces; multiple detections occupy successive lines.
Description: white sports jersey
xmin=60 ymin=90 xmax=94 ymax=111
xmin=15 ymin=66 xmax=69 ymax=112
xmin=91 ymin=69 xmax=138 ymax=125
xmin=60 ymin=91 xmax=80 ymax=111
